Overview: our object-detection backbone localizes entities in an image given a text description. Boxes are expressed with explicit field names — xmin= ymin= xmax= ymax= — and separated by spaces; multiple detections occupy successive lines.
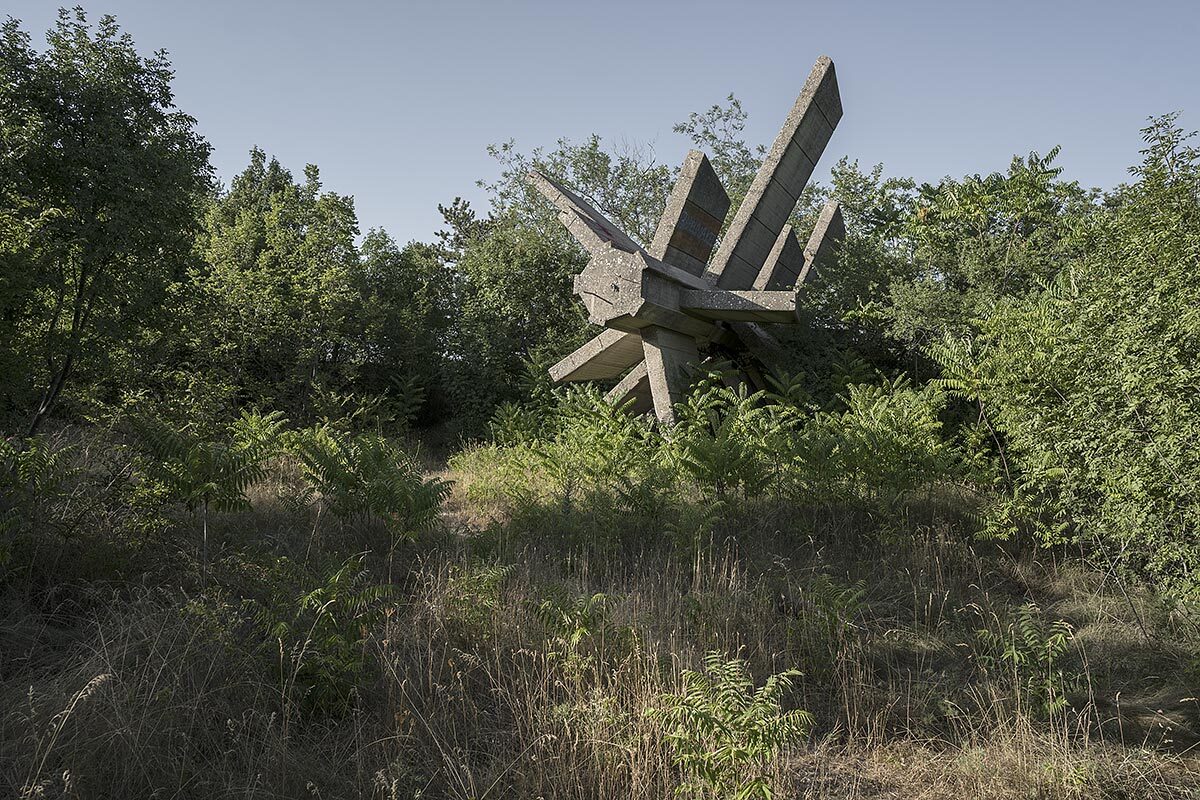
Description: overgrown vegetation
xmin=2 ymin=8 xmax=1200 ymax=799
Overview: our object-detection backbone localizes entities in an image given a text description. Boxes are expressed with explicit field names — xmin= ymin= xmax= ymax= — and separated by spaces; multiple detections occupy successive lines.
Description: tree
xmin=673 ymin=94 xmax=764 ymax=210
xmin=889 ymin=148 xmax=1095 ymax=346
xmin=355 ymin=231 xmax=453 ymax=423
xmin=0 ymin=9 xmax=213 ymax=434
xmin=956 ymin=115 xmax=1200 ymax=599
xmin=193 ymin=150 xmax=361 ymax=417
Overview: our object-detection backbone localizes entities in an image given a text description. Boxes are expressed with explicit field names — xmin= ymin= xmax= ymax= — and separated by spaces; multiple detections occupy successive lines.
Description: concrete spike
xmin=549 ymin=329 xmax=645 ymax=383
xmin=649 ymin=151 xmax=730 ymax=276
xmin=527 ymin=170 xmax=643 ymax=256
xmin=705 ymin=56 xmax=841 ymax=289
xmin=679 ymin=290 xmax=798 ymax=323
xmin=798 ymin=200 xmax=845 ymax=285
xmin=753 ymin=224 xmax=805 ymax=290
xmin=604 ymin=361 xmax=653 ymax=415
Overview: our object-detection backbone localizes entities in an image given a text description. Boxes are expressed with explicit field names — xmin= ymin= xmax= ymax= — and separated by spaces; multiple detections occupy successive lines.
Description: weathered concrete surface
xmin=572 ymin=246 xmax=713 ymax=338
xmin=800 ymin=200 xmax=845 ymax=284
xmin=641 ymin=326 xmax=699 ymax=424
xmin=649 ymin=151 xmax=730 ymax=277
xmin=604 ymin=361 xmax=653 ymax=414
xmin=754 ymin=224 xmax=805 ymax=291
xmin=549 ymin=329 xmax=644 ymax=383
xmin=680 ymin=290 xmax=797 ymax=322
xmin=529 ymin=170 xmax=643 ymax=256
xmin=705 ymin=56 xmax=841 ymax=290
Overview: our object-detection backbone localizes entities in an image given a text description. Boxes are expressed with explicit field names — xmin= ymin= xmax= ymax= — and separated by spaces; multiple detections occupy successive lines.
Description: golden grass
xmin=3 ymin=460 xmax=1199 ymax=798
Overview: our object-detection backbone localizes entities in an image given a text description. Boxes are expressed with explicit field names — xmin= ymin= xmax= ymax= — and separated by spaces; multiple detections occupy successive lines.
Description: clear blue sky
xmin=8 ymin=1 xmax=1199 ymax=244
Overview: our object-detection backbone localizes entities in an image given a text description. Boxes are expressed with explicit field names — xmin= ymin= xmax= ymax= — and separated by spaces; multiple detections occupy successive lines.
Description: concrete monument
xmin=530 ymin=55 xmax=845 ymax=424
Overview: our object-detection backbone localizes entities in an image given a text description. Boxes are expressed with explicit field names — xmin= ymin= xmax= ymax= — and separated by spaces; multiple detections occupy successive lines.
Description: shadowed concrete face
xmin=533 ymin=55 xmax=848 ymax=424
xmin=649 ymin=150 xmax=730 ymax=276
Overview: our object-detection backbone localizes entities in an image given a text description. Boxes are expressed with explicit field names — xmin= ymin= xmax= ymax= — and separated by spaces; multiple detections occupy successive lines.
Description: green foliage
xmin=670 ymin=376 xmax=773 ymax=501
xmin=789 ymin=377 xmax=954 ymax=507
xmin=0 ymin=435 xmax=74 ymax=569
xmin=0 ymin=9 xmax=213 ymax=432
xmin=534 ymin=387 xmax=663 ymax=513
xmin=803 ymin=574 xmax=867 ymax=640
xmin=535 ymin=587 xmax=634 ymax=677
xmin=256 ymin=553 xmax=393 ymax=715
xmin=886 ymin=148 xmax=1094 ymax=347
xmin=950 ymin=116 xmax=1200 ymax=598
xmin=135 ymin=410 xmax=286 ymax=514
xmin=463 ymin=386 xmax=668 ymax=529
xmin=650 ymin=652 xmax=812 ymax=800
xmin=134 ymin=409 xmax=285 ymax=576
xmin=436 ymin=562 xmax=514 ymax=642
xmin=354 ymin=234 xmax=450 ymax=423
xmin=483 ymin=134 xmax=672 ymax=246
xmin=192 ymin=150 xmax=362 ymax=415
xmin=673 ymin=95 xmax=765 ymax=209
xmin=785 ymin=574 xmax=867 ymax=681
xmin=289 ymin=426 xmax=448 ymax=536
xmin=976 ymin=603 xmax=1078 ymax=717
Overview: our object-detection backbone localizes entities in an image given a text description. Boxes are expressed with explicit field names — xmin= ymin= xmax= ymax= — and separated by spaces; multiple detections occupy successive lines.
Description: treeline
xmin=3 ymin=10 xmax=1200 ymax=599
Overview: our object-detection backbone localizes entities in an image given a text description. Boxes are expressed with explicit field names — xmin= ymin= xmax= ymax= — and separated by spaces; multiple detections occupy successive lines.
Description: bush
xmin=649 ymin=652 xmax=812 ymax=800
xmin=955 ymin=116 xmax=1200 ymax=599
xmin=289 ymin=425 xmax=449 ymax=539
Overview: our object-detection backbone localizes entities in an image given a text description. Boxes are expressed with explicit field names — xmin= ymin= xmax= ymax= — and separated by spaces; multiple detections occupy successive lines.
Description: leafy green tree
xmin=956 ymin=115 xmax=1200 ymax=598
xmin=0 ymin=9 xmax=212 ymax=433
xmin=354 ymin=232 xmax=452 ymax=423
xmin=483 ymin=134 xmax=672 ymax=245
xmin=887 ymin=148 xmax=1095 ymax=346
xmin=673 ymin=94 xmax=764 ymax=209
xmin=191 ymin=150 xmax=362 ymax=416
xmin=442 ymin=207 xmax=589 ymax=431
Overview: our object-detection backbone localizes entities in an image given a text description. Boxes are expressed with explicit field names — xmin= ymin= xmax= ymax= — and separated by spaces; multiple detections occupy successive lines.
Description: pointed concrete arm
xmin=648 ymin=151 xmax=730 ymax=277
xmin=549 ymin=329 xmax=644 ymax=383
xmin=527 ymin=170 xmax=644 ymax=256
xmin=705 ymin=56 xmax=842 ymax=290
xmin=680 ymin=290 xmax=797 ymax=323
xmin=798 ymin=200 xmax=845 ymax=284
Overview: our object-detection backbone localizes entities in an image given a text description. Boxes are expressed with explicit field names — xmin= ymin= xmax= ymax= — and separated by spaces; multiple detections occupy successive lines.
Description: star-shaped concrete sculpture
xmin=529 ymin=55 xmax=846 ymax=424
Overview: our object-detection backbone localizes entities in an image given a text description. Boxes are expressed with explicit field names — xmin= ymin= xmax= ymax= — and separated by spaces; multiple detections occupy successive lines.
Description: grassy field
xmin=3 ymin=429 xmax=1199 ymax=799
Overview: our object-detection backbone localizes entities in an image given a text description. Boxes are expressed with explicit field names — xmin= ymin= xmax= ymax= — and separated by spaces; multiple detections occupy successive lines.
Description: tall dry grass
xmin=2 ymin=458 xmax=1199 ymax=798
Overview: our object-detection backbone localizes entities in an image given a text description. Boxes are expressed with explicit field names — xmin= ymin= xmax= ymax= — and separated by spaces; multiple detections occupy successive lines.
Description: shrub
xmin=953 ymin=116 xmax=1200 ymax=599
xmin=133 ymin=409 xmax=286 ymax=576
xmin=289 ymin=426 xmax=449 ymax=538
xmin=790 ymin=377 xmax=954 ymax=507
xmin=650 ymin=652 xmax=812 ymax=800
xmin=975 ymin=603 xmax=1079 ymax=718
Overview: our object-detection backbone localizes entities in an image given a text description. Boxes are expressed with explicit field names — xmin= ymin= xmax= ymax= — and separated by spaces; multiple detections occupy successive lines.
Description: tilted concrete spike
xmin=648 ymin=151 xmax=731 ymax=277
xmin=679 ymin=290 xmax=798 ymax=323
xmin=604 ymin=361 xmax=653 ymax=415
xmin=705 ymin=56 xmax=842 ymax=290
xmin=549 ymin=329 xmax=644 ymax=383
xmin=641 ymin=326 xmax=700 ymax=424
xmin=753 ymin=224 xmax=805 ymax=291
xmin=729 ymin=321 xmax=786 ymax=364
xmin=527 ymin=170 xmax=643 ymax=256
xmin=797 ymin=200 xmax=845 ymax=285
